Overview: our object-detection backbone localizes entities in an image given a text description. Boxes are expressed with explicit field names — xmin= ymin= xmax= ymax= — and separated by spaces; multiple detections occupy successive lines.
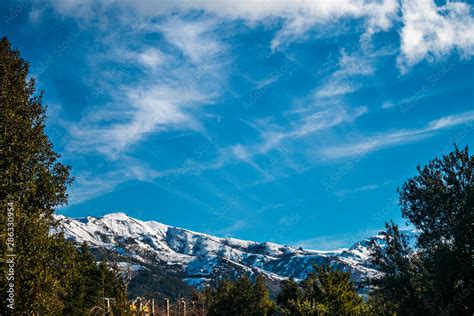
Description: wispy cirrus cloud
xmin=43 ymin=0 xmax=474 ymax=164
xmin=24 ymin=0 xmax=473 ymax=209
xmin=67 ymin=86 xmax=210 ymax=158
xmin=62 ymin=16 xmax=227 ymax=159
xmin=67 ymin=158 xmax=164 ymax=206
xmin=157 ymin=18 xmax=225 ymax=64
xmin=227 ymin=105 xmax=368 ymax=165
xmin=214 ymin=220 xmax=248 ymax=237
xmin=315 ymin=49 xmax=376 ymax=98
xmin=335 ymin=184 xmax=381 ymax=197
xmin=320 ymin=111 xmax=474 ymax=160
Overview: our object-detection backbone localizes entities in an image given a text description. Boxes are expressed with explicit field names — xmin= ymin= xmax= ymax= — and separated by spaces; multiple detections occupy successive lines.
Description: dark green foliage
xmin=0 ymin=35 xmax=73 ymax=314
xmin=282 ymin=298 xmax=328 ymax=315
xmin=278 ymin=264 xmax=367 ymax=315
xmin=399 ymin=145 xmax=474 ymax=315
xmin=62 ymin=243 xmax=127 ymax=315
xmin=306 ymin=265 xmax=367 ymax=315
xmin=366 ymin=293 xmax=398 ymax=316
xmin=207 ymin=274 xmax=276 ymax=316
xmin=0 ymin=37 xmax=126 ymax=314
xmin=276 ymin=278 xmax=302 ymax=310
xmin=368 ymin=222 xmax=426 ymax=315
xmin=127 ymin=270 xmax=193 ymax=303
xmin=370 ymin=145 xmax=474 ymax=315
xmin=254 ymin=274 xmax=277 ymax=314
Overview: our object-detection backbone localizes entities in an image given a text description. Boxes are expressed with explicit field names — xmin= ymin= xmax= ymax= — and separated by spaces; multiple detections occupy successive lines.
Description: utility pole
xmin=182 ymin=298 xmax=186 ymax=316
xmin=104 ymin=298 xmax=114 ymax=313
xmin=165 ymin=298 xmax=170 ymax=316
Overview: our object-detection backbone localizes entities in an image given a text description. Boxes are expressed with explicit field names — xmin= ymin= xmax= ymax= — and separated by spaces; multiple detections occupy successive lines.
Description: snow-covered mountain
xmin=54 ymin=212 xmax=392 ymax=291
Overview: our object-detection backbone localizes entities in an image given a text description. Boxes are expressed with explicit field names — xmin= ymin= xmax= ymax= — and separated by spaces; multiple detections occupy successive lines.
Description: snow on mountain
xmin=54 ymin=212 xmax=393 ymax=289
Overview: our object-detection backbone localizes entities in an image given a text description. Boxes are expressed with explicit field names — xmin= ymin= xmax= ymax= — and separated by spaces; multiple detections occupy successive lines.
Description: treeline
xmin=0 ymin=37 xmax=126 ymax=314
xmin=193 ymin=265 xmax=367 ymax=315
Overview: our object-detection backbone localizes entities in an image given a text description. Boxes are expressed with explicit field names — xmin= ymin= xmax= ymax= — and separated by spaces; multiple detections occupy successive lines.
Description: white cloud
xmin=221 ymin=105 xmax=368 ymax=173
xmin=335 ymin=184 xmax=381 ymax=196
xmin=320 ymin=111 xmax=474 ymax=159
xmin=382 ymin=101 xmax=394 ymax=109
xmin=62 ymin=16 xmax=227 ymax=159
xmin=136 ymin=48 xmax=165 ymax=68
xmin=214 ymin=220 xmax=247 ymax=236
xmin=68 ymin=159 xmax=163 ymax=205
xmin=43 ymin=0 xmax=474 ymax=69
xmin=67 ymin=86 xmax=209 ymax=158
xmin=296 ymin=106 xmax=368 ymax=137
xmin=427 ymin=111 xmax=474 ymax=130
xmin=35 ymin=0 xmax=474 ymax=206
xmin=112 ymin=47 xmax=166 ymax=69
xmin=44 ymin=0 xmax=399 ymax=49
xmin=398 ymin=0 xmax=474 ymax=70
xmin=232 ymin=145 xmax=249 ymax=161
xmin=170 ymin=106 xmax=367 ymax=181
xmin=157 ymin=18 xmax=225 ymax=64
xmin=204 ymin=0 xmax=397 ymax=50
xmin=315 ymin=49 xmax=375 ymax=98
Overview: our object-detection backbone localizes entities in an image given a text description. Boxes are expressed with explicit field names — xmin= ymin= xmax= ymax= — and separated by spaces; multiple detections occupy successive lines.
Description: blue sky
xmin=2 ymin=0 xmax=473 ymax=250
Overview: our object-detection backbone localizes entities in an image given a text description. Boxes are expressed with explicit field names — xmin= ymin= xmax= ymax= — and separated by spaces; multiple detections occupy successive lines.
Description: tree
xmin=305 ymin=264 xmax=367 ymax=315
xmin=369 ymin=145 xmax=474 ymax=315
xmin=285 ymin=298 xmax=328 ymax=315
xmin=0 ymin=37 xmax=126 ymax=314
xmin=277 ymin=264 xmax=367 ymax=315
xmin=253 ymin=275 xmax=276 ymax=314
xmin=277 ymin=278 xmax=302 ymax=311
xmin=398 ymin=145 xmax=474 ymax=315
xmin=208 ymin=274 xmax=276 ymax=316
xmin=61 ymin=242 xmax=127 ymax=314
xmin=0 ymin=36 xmax=73 ymax=314
xmin=368 ymin=221 xmax=426 ymax=315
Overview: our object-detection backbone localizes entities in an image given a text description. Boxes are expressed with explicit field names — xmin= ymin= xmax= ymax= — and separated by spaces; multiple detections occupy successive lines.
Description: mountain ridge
xmin=53 ymin=212 xmax=408 ymax=296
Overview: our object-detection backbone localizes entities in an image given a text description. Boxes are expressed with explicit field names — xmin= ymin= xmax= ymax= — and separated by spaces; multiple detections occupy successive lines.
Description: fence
xmin=130 ymin=297 xmax=208 ymax=316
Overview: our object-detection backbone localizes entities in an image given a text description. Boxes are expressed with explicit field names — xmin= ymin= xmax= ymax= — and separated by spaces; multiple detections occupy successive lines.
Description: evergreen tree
xmin=369 ymin=145 xmax=474 ymax=315
xmin=0 ymin=37 xmax=126 ymax=314
xmin=252 ymin=275 xmax=276 ymax=314
xmin=62 ymin=243 xmax=127 ymax=314
xmin=0 ymin=36 xmax=73 ymax=314
xmin=304 ymin=264 xmax=367 ymax=315
xmin=284 ymin=298 xmax=328 ymax=315
xmin=276 ymin=278 xmax=302 ymax=311
xmin=277 ymin=264 xmax=367 ymax=315
xmin=399 ymin=145 xmax=474 ymax=315
xmin=368 ymin=221 xmax=426 ymax=314
xmin=208 ymin=274 xmax=275 ymax=316
xmin=366 ymin=293 xmax=398 ymax=316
